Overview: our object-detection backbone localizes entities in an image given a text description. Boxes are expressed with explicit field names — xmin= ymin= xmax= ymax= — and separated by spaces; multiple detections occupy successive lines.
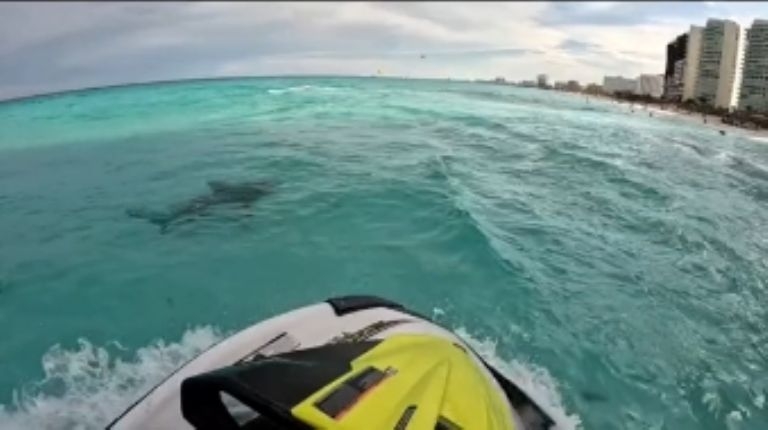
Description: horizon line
xmin=0 ymin=73 xmax=474 ymax=105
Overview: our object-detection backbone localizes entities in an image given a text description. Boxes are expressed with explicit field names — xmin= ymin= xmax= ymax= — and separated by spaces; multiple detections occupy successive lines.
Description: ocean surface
xmin=0 ymin=77 xmax=767 ymax=430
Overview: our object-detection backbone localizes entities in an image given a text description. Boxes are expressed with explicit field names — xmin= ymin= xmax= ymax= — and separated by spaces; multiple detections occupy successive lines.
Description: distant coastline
xmin=608 ymin=96 xmax=768 ymax=140
xmin=567 ymin=91 xmax=768 ymax=140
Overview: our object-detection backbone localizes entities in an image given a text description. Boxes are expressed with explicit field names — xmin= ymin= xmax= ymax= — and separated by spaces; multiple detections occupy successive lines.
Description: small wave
xmin=454 ymin=327 xmax=582 ymax=430
xmin=0 ymin=327 xmax=222 ymax=430
xmin=727 ymin=155 xmax=768 ymax=183
xmin=669 ymin=138 xmax=711 ymax=158
xmin=423 ymin=153 xmax=455 ymax=185
xmin=725 ymin=410 xmax=745 ymax=430
xmin=266 ymin=85 xmax=342 ymax=95
xmin=714 ymin=150 xmax=733 ymax=165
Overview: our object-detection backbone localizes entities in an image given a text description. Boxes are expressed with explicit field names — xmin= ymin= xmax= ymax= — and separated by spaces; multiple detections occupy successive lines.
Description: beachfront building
xmin=537 ymin=74 xmax=549 ymax=88
xmin=584 ymin=83 xmax=603 ymax=95
xmin=566 ymin=80 xmax=582 ymax=92
xmin=603 ymin=76 xmax=637 ymax=94
xmin=694 ymin=19 xmax=741 ymax=109
xmin=664 ymin=32 xmax=688 ymax=100
xmin=635 ymin=74 xmax=664 ymax=98
xmin=682 ymin=26 xmax=704 ymax=101
xmin=664 ymin=27 xmax=707 ymax=102
xmin=671 ymin=60 xmax=686 ymax=97
xmin=739 ymin=19 xmax=768 ymax=112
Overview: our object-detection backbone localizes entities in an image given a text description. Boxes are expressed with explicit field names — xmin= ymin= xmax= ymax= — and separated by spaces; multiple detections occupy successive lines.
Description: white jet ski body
xmin=107 ymin=296 xmax=555 ymax=430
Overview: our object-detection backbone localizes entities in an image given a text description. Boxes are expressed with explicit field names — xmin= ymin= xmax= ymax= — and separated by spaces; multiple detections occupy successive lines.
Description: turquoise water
xmin=0 ymin=77 xmax=767 ymax=429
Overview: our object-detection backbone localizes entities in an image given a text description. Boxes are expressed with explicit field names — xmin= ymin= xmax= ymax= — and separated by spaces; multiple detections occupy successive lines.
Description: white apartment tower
xmin=635 ymin=74 xmax=664 ymax=98
xmin=694 ymin=19 xmax=741 ymax=109
xmin=739 ymin=20 xmax=768 ymax=112
xmin=682 ymin=25 xmax=703 ymax=101
xmin=537 ymin=74 xmax=549 ymax=88
xmin=603 ymin=76 xmax=637 ymax=94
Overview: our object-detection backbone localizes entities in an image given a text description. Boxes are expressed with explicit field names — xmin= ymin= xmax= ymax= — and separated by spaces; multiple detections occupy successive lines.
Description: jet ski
xmin=107 ymin=296 xmax=556 ymax=429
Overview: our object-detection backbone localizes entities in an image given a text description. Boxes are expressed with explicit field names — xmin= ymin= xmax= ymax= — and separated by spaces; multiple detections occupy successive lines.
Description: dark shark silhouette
xmin=126 ymin=180 xmax=274 ymax=232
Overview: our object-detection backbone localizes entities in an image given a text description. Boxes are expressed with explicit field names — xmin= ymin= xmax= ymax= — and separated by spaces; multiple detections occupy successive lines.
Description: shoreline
xmin=616 ymin=99 xmax=768 ymax=140
xmin=574 ymin=92 xmax=768 ymax=141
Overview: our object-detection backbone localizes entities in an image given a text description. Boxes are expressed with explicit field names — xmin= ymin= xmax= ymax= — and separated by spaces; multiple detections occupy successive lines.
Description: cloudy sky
xmin=1 ymin=1 xmax=767 ymax=100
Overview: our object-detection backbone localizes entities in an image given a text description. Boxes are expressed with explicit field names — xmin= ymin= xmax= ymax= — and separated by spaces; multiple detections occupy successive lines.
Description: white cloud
xmin=581 ymin=2 xmax=622 ymax=12
xmin=1 ymin=1 xmax=768 ymax=99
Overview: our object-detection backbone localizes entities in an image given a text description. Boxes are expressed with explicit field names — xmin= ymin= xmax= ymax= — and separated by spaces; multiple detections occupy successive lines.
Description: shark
xmin=126 ymin=180 xmax=274 ymax=232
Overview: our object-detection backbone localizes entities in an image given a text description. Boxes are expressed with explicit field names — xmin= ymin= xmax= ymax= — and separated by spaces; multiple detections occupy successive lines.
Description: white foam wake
xmin=266 ymin=85 xmax=342 ymax=95
xmin=454 ymin=327 xmax=583 ymax=430
xmin=0 ymin=326 xmax=222 ymax=430
xmin=746 ymin=135 xmax=768 ymax=144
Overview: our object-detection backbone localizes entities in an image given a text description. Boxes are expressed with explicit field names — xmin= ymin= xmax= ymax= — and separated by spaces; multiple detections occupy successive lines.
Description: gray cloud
xmin=285 ymin=47 xmax=541 ymax=60
xmin=1 ymin=3 xmax=515 ymax=99
xmin=538 ymin=3 xmax=688 ymax=27
xmin=558 ymin=38 xmax=602 ymax=54
xmin=539 ymin=2 xmax=768 ymax=28
xmin=1 ymin=2 xmax=767 ymax=100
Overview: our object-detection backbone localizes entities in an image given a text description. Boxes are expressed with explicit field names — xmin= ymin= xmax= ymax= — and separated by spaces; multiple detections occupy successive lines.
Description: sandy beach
xmin=582 ymin=93 xmax=768 ymax=142
xmin=626 ymin=102 xmax=768 ymax=141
